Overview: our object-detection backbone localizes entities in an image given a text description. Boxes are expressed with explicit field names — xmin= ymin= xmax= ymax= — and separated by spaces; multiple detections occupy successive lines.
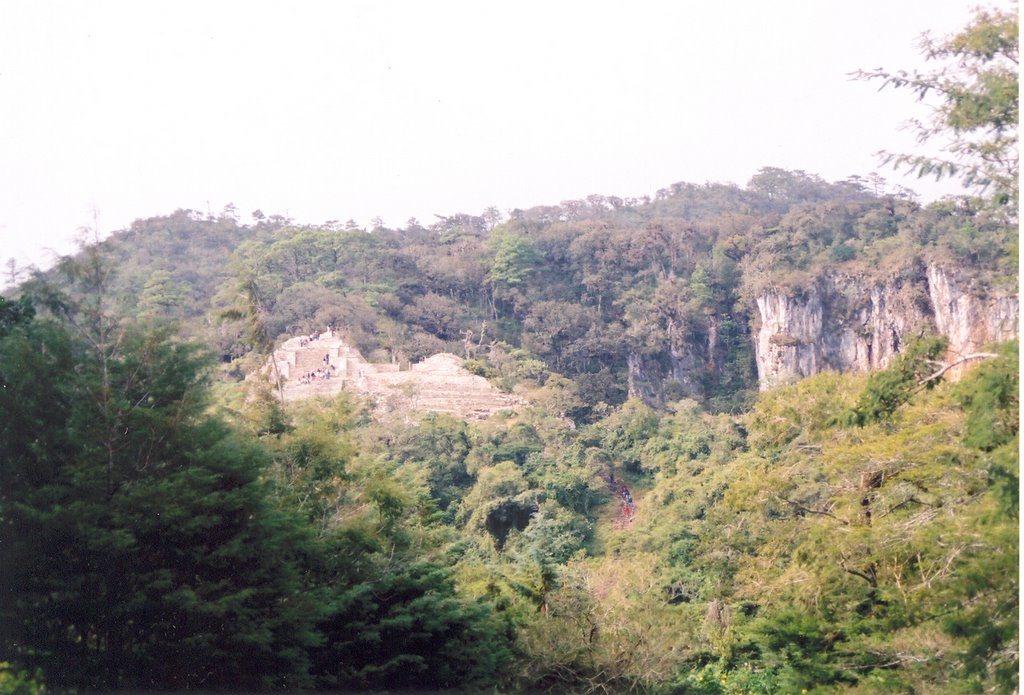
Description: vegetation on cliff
xmin=2 ymin=260 xmax=1016 ymax=691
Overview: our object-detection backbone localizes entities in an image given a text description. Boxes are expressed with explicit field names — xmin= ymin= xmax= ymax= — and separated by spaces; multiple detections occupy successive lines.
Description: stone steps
xmin=261 ymin=333 xmax=522 ymax=420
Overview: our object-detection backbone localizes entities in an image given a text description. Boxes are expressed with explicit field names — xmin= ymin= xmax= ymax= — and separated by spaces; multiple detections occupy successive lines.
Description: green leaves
xmin=0 ymin=310 xmax=319 ymax=689
xmin=0 ymin=296 xmax=34 ymax=336
xmin=857 ymin=6 xmax=1019 ymax=208
xmin=840 ymin=336 xmax=947 ymax=426
xmin=487 ymin=231 xmax=539 ymax=289
xmin=956 ymin=341 xmax=1019 ymax=452
xmin=313 ymin=561 xmax=511 ymax=690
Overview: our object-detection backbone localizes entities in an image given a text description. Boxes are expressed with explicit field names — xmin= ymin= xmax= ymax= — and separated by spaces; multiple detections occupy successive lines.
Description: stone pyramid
xmin=259 ymin=330 xmax=522 ymax=420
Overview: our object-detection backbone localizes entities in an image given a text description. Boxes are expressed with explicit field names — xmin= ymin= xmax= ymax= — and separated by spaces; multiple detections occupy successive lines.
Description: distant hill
xmin=19 ymin=168 xmax=1018 ymax=419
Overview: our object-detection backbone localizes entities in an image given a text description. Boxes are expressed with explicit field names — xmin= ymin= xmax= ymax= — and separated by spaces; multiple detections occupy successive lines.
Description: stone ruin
xmin=258 ymin=331 xmax=522 ymax=420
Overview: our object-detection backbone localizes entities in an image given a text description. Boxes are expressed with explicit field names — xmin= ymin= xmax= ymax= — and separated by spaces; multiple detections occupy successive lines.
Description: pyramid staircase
xmin=259 ymin=331 xmax=521 ymax=420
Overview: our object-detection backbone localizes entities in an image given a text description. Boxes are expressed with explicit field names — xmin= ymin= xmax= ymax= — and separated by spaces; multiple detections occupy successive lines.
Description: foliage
xmin=0 ymin=663 xmax=45 ymax=695
xmin=0 ymin=316 xmax=320 ymax=689
xmin=956 ymin=340 xmax=1018 ymax=452
xmin=1 ymin=281 xmax=1016 ymax=692
xmin=488 ymin=230 xmax=540 ymax=290
xmin=839 ymin=335 xmax=947 ymax=426
xmin=856 ymin=5 xmax=1019 ymax=208
xmin=28 ymin=153 xmax=1012 ymax=415
xmin=942 ymin=342 xmax=1019 ymax=690
xmin=1 ymin=9 xmax=1017 ymax=690
xmin=313 ymin=561 xmax=511 ymax=691
xmin=667 ymin=662 xmax=781 ymax=695
xmin=0 ymin=296 xmax=34 ymax=336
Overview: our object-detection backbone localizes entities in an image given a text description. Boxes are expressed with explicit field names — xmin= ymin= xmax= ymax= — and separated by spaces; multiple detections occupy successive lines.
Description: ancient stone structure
xmin=263 ymin=331 xmax=521 ymax=419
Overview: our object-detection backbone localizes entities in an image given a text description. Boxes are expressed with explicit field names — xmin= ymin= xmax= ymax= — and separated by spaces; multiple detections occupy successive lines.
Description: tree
xmin=0 ymin=296 xmax=34 ymax=335
xmin=857 ymin=6 xmax=1019 ymax=208
xmin=747 ymin=167 xmax=834 ymax=205
xmin=223 ymin=240 xmax=286 ymax=399
xmin=840 ymin=335 xmax=948 ymax=426
xmin=137 ymin=270 xmax=187 ymax=322
xmin=403 ymin=291 xmax=464 ymax=340
xmin=312 ymin=561 xmax=511 ymax=691
xmin=486 ymin=231 xmax=539 ymax=318
xmin=386 ymin=414 xmax=475 ymax=516
xmin=0 ymin=309 xmax=320 ymax=689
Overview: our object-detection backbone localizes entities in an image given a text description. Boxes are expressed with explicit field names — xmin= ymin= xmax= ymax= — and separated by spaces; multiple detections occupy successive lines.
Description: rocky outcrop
xmin=927 ymin=265 xmax=1019 ymax=375
xmin=626 ymin=353 xmax=661 ymax=404
xmin=753 ymin=264 xmax=1018 ymax=389
xmin=627 ymin=318 xmax=723 ymax=405
xmin=626 ymin=312 xmax=758 ymax=406
xmin=627 ymin=344 xmax=706 ymax=404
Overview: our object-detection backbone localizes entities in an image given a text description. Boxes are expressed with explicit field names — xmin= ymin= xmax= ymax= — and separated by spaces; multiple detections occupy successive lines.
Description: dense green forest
xmin=0 ymin=7 xmax=1018 ymax=694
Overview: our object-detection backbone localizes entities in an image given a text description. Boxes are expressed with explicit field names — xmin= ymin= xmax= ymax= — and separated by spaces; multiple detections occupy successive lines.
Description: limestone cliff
xmin=926 ymin=265 xmax=1019 ymax=373
xmin=627 ymin=314 xmax=754 ymax=407
xmin=627 ymin=341 xmax=709 ymax=405
xmin=753 ymin=264 xmax=1018 ymax=389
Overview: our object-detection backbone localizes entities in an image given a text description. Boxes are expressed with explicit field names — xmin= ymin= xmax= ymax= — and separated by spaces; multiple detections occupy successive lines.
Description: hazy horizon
xmin=1 ymin=0 xmax=992 ymax=281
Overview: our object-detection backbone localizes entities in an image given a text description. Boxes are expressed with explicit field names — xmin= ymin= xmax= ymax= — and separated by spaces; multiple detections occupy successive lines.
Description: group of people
xmin=619 ymin=483 xmax=635 ymax=518
xmin=606 ymin=471 xmax=636 ymax=520
xmin=297 ymin=364 xmax=337 ymax=384
xmin=294 ymin=328 xmax=341 ymax=385
xmin=298 ymin=325 xmax=337 ymax=348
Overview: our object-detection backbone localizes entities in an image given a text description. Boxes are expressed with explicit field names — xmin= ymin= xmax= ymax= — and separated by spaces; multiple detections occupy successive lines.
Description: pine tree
xmin=0 ymin=296 xmax=320 ymax=689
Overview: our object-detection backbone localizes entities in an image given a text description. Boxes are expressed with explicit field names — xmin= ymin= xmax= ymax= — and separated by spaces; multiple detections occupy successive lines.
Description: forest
xmin=0 ymin=7 xmax=1018 ymax=694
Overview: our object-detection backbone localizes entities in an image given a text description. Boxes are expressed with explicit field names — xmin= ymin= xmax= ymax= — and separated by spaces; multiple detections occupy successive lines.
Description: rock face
xmin=259 ymin=332 xmax=522 ymax=419
xmin=926 ymin=265 xmax=1019 ymax=375
xmin=627 ymin=343 xmax=707 ymax=404
xmin=753 ymin=264 xmax=1018 ymax=389
xmin=626 ymin=313 xmax=756 ymax=407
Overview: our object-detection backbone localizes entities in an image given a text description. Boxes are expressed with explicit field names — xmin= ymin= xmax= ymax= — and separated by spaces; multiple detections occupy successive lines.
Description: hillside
xmin=5 ymin=178 xmax=1019 ymax=694
xmin=19 ymin=168 xmax=1016 ymax=421
xmin=1 ymin=4 xmax=1019 ymax=693
xmin=3 ymin=21 xmax=1019 ymax=691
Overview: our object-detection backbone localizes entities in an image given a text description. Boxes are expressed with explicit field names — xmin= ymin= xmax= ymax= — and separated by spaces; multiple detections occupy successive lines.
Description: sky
xmin=0 ymin=0 xmax=998 ymax=282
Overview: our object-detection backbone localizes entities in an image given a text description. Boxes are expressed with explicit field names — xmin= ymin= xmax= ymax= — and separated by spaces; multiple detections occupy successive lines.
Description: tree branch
xmin=916 ymin=352 xmax=1000 ymax=388
xmin=773 ymin=494 xmax=849 ymax=525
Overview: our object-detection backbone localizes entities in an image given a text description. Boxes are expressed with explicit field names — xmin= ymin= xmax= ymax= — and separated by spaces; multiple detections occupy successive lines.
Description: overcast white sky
xmin=0 ymin=0 xmax=999 ymax=279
